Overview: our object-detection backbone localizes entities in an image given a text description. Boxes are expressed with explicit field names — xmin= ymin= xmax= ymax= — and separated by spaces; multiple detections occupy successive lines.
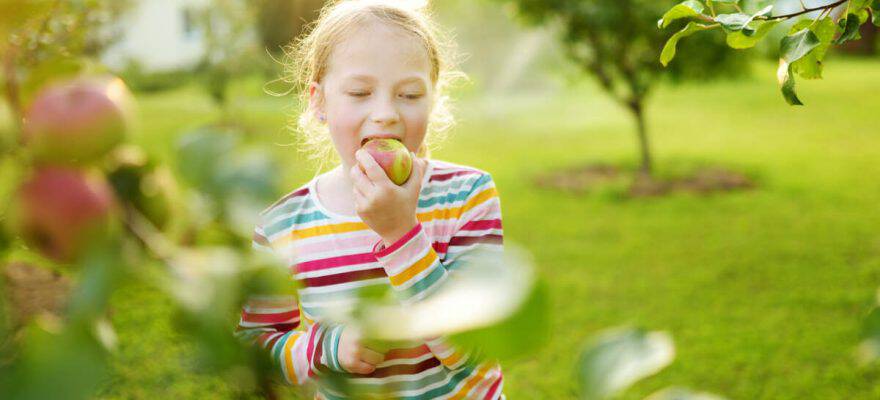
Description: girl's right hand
xmin=338 ymin=326 xmax=385 ymax=375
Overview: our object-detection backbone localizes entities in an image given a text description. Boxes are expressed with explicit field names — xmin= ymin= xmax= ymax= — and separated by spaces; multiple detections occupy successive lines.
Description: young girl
xmin=237 ymin=1 xmax=505 ymax=398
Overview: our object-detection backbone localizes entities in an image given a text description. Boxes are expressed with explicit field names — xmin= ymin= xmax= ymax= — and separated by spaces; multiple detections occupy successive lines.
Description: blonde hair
xmin=279 ymin=0 xmax=467 ymax=171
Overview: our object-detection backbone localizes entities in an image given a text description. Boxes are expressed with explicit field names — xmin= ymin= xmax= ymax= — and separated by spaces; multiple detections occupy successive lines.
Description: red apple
xmin=361 ymin=138 xmax=413 ymax=185
xmin=13 ymin=167 xmax=116 ymax=263
xmin=23 ymin=76 xmax=134 ymax=166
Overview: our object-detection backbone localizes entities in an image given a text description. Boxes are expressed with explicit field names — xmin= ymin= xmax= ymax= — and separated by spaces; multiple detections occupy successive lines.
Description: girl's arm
xmin=371 ymin=172 xmax=503 ymax=370
xmin=234 ymin=226 xmax=346 ymax=385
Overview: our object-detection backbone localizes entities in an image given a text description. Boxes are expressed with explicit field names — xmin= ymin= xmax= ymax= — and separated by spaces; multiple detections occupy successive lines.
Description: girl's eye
xmin=401 ymin=93 xmax=423 ymax=100
xmin=348 ymin=92 xmax=369 ymax=97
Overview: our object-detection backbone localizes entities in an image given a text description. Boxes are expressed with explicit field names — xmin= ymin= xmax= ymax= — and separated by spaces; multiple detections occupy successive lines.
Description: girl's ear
xmin=308 ymin=82 xmax=326 ymax=122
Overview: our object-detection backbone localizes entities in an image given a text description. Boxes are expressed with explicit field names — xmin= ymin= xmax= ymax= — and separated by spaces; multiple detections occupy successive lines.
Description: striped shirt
xmin=236 ymin=160 xmax=506 ymax=399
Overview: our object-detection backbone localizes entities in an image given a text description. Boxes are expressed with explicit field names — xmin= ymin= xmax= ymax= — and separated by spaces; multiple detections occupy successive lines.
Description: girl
xmin=237 ymin=1 xmax=505 ymax=398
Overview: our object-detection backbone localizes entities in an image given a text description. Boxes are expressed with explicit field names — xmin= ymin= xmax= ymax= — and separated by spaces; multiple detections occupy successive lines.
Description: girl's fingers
xmin=349 ymin=164 xmax=375 ymax=195
xmin=355 ymin=150 xmax=391 ymax=184
xmin=359 ymin=347 xmax=385 ymax=366
xmin=402 ymin=154 xmax=425 ymax=191
xmin=348 ymin=360 xmax=377 ymax=375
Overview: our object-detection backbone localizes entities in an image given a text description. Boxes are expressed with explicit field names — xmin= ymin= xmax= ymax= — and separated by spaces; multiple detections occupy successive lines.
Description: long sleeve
xmin=371 ymin=172 xmax=503 ymax=370
xmin=234 ymin=225 xmax=346 ymax=385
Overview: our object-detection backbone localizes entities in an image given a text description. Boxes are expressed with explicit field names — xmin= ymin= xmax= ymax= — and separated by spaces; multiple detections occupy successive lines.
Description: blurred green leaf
xmin=358 ymin=245 xmax=536 ymax=342
xmin=645 ymin=387 xmax=727 ymax=400
xmin=175 ymin=127 xmax=240 ymax=198
xmin=0 ymin=316 xmax=109 ymax=400
xmin=450 ymin=277 xmax=550 ymax=363
xmin=577 ymin=327 xmax=675 ymax=400
xmin=66 ymin=237 xmax=127 ymax=323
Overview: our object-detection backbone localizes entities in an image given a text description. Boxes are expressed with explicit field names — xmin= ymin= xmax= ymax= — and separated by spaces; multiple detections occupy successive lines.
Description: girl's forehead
xmin=325 ymin=22 xmax=432 ymax=85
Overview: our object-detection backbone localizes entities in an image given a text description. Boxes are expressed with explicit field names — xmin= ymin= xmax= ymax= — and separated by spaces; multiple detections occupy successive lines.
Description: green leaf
xmin=658 ymin=0 xmax=706 ymax=29
xmin=777 ymin=60 xmax=803 ymax=106
xmin=780 ymin=28 xmax=821 ymax=64
xmin=835 ymin=13 xmax=864 ymax=45
xmin=792 ymin=17 xmax=837 ymax=79
xmin=849 ymin=0 xmax=872 ymax=13
xmin=872 ymin=0 xmax=880 ymax=26
xmin=578 ymin=328 xmax=675 ymax=400
xmin=726 ymin=20 xmax=780 ymax=49
xmin=714 ymin=5 xmax=772 ymax=34
xmin=645 ymin=387 xmax=728 ymax=400
xmin=661 ymin=22 xmax=712 ymax=66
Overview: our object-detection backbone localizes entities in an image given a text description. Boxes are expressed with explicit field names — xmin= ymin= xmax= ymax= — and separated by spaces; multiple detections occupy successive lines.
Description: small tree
xmin=492 ymin=0 xmax=746 ymax=176
xmin=252 ymin=0 xmax=325 ymax=56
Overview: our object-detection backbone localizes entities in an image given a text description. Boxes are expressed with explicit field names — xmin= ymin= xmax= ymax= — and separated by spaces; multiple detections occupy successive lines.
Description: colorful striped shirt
xmin=235 ymin=160 xmax=506 ymax=399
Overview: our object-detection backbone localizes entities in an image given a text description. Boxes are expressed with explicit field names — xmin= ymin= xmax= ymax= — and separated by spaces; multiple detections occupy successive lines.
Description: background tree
xmin=252 ymin=0 xmax=325 ymax=56
xmin=490 ymin=0 xmax=747 ymax=176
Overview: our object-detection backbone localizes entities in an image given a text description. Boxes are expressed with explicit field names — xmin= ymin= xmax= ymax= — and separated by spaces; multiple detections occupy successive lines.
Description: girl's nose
xmin=370 ymin=98 xmax=400 ymax=125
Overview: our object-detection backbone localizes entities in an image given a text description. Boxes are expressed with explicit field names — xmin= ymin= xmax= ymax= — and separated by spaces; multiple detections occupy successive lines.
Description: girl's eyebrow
xmin=343 ymin=75 xmax=427 ymax=88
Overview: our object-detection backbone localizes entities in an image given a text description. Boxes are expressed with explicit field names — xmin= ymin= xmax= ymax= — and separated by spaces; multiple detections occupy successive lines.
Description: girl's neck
xmin=315 ymin=165 xmax=358 ymax=217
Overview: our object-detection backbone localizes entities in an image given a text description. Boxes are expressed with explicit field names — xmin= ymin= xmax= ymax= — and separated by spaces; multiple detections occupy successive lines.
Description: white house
xmin=101 ymin=0 xmax=212 ymax=73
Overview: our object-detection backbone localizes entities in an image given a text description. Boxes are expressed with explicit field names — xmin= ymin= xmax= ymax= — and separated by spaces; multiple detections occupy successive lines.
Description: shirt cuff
xmin=373 ymin=223 xmax=424 ymax=258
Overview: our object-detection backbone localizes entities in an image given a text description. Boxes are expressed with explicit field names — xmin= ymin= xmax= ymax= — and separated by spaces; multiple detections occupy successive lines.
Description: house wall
xmin=102 ymin=0 xmax=210 ymax=73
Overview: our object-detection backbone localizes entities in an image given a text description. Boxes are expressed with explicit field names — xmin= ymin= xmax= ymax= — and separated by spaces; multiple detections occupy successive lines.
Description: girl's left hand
xmin=350 ymin=149 xmax=427 ymax=247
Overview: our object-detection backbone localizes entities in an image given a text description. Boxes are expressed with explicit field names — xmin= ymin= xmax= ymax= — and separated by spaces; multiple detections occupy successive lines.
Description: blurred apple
xmin=361 ymin=138 xmax=412 ymax=185
xmin=23 ymin=76 xmax=134 ymax=166
xmin=13 ymin=167 xmax=116 ymax=263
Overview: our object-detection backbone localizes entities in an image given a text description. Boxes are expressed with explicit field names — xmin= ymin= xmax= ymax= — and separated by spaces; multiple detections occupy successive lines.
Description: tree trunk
xmin=627 ymin=98 xmax=653 ymax=176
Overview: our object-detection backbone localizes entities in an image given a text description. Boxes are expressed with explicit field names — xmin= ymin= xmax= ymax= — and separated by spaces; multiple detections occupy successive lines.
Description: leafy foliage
xmin=659 ymin=0 xmax=880 ymax=104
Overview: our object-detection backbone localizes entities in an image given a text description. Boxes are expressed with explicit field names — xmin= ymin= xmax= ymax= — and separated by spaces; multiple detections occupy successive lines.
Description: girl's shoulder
xmin=424 ymin=159 xmax=492 ymax=186
xmin=256 ymin=180 xmax=314 ymax=228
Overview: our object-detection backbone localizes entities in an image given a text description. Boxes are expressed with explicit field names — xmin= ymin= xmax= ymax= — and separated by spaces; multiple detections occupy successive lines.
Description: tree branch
xmin=763 ymin=0 xmax=849 ymax=20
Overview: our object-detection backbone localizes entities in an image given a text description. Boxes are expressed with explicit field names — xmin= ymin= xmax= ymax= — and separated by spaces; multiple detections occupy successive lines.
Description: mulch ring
xmin=534 ymin=164 xmax=755 ymax=198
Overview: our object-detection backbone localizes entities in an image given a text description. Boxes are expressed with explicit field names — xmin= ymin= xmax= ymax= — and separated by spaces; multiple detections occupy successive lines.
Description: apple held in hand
xmin=361 ymin=138 xmax=413 ymax=185
xmin=13 ymin=167 xmax=117 ymax=263
xmin=23 ymin=76 xmax=134 ymax=166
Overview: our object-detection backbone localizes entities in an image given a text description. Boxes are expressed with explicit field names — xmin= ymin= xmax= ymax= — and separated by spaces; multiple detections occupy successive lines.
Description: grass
xmin=94 ymin=58 xmax=880 ymax=399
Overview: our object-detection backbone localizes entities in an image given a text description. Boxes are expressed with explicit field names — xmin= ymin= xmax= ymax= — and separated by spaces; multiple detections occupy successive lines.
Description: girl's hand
xmin=350 ymin=150 xmax=427 ymax=246
xmin=338 ymin=326 xmax=385 ymax=375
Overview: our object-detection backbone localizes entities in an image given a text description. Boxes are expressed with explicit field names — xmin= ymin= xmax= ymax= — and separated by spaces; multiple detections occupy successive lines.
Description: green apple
xmin=361 ymin=138 xmax=413 ymax=185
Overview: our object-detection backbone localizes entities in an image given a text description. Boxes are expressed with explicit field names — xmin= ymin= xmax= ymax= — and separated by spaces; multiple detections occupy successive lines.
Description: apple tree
xmin=490 ymin=0 xmax=747 ymax=176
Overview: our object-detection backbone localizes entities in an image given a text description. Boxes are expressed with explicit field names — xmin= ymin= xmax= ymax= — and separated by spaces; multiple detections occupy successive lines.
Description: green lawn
xmin=97 ymin=59 xmax=880 ymax=399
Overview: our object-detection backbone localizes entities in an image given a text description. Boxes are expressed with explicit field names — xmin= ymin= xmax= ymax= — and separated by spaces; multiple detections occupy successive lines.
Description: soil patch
xmin=535 ymin=164 xmax=754 ymax=198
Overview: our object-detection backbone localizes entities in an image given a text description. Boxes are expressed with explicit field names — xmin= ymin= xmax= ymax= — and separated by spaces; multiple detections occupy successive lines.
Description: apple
xmin=23 ymin=75 xmax=134 ymax=166
xmin=13 ymin=167 xmax=116 ymax=263
xmin=361 ymin=138 xmax=413 ymax=185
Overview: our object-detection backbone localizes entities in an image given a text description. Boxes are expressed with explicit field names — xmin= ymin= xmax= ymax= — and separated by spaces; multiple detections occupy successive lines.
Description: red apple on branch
xmin=13 ymin=167 xmax=117 ymax=263
xmin=23 ymin=76 xmax=134 ymax=166
xmin=361 ymin=138 xmax=413 ymax=185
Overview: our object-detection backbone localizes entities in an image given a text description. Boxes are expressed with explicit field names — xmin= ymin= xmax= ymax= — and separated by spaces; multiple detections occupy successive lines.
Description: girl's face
xmin=310 ymin=22 xmax=434 ymax=171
